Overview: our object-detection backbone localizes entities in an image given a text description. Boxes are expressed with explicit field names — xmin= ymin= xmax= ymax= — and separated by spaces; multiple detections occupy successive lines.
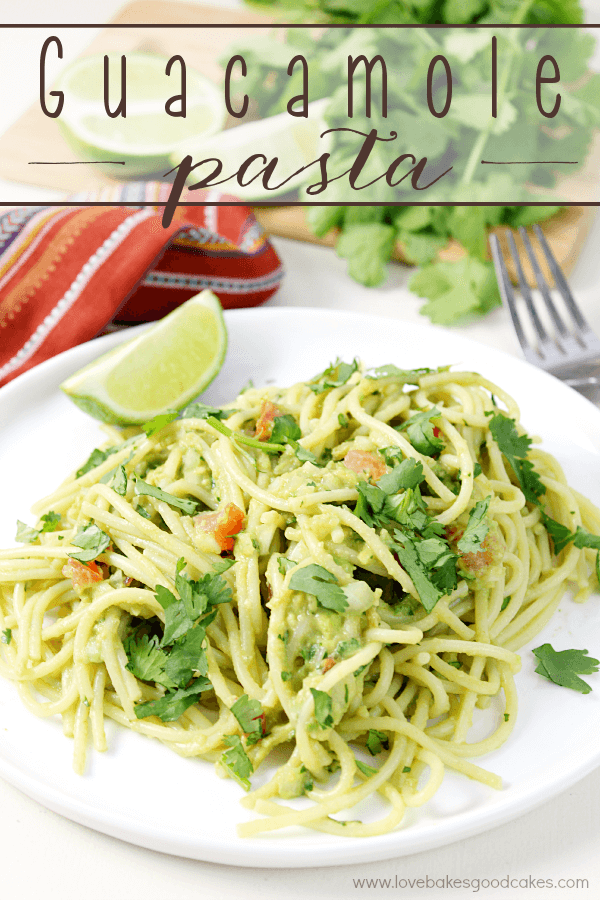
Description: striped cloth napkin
xmin=0 ymin=183 xmax=283 ymax=388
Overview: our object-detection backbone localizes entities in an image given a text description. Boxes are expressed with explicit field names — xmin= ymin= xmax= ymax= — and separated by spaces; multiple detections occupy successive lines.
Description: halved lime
xmin=56 ymin=52 xmax=225 ymax=178
xmin=61 ymin=291 xmax=227 ymax=424
xmin=171 ymin=98 xmax=330 ymax=201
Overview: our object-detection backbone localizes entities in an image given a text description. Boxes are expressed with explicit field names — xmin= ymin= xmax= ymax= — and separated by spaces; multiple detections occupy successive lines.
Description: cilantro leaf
xmin=356 ymin=759 xmax=378 ymax=777
xmin=68 ymin=524 xmax=110 ymax=563
xmin=397 ymin=408 xmax=444 ymax=457
xmin=540 ymin=514 xmax=600 ymax=556
xmin=231 ymin=694 xmax=265 ymax=741
xmin=268 ymin=414 xmax=319 ymax=465
xmin=76 ymin=445 xmax=119 ymax=479
xmin=391 ymin=529 xmax=457 ymax=613
xmin=366 ymin=728 xmax=389 ymax=756
xmin=532 ymin=643 xmax=599 ymax=694
xmin=540 ymin=511 xmax=575 ymax=555
xmin=135 ymin=479 xmax=199 ymax=516
xmin=134 ymin=677 xmax=211 ymax=722
xmin=155 ymin=585 xmax=195 ymax=646
xmin=289 ymin=564 xmax=348 ymax=613
xmin=15 ymin=520 xmax=39 ymax=543
xmin=269 ymin=414 xmax=301 ymax=445
xmin=163 ymin=627 xmax=208 ymax=687
xmin=181 ymin=402 xmax=232 ymax=421
xmin=1 ymin=628 xmax=12 ymax=645
xmin=366 ymin=365 xmax=434 ymax=383
xmin=573 ymin=527 xmax=600 ymax=552
xmin=310 ymin=358 xmax=359 ymax=394
xmin=377 ymin=458 xmax=424 ymax=494
xmin=278 ymin=557 xmax=296 ymax=576
xmin=489 ymin=413 xmax=545 ymax=504
xmin=221 ymin=734 xmax=253 ymax=789
xmin=142 ymin=409 xmax=179 ymax=437
xmin=310 ymin=687 xmax=334 ymax=728
xmin=457 ymin=497 xmax=490 ymax=554
xmin=40 ymin=511 xmax=61 ymax=532
xmin=124 ymin=632 xmax=170 ymax=685
xmin=109 ymin=465 xmax=128 ymax=497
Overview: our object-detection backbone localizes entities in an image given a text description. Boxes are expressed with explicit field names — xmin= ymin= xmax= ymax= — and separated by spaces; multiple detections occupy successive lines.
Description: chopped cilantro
xmin=134 ymin=677 xmax=212 ymax=722
xmin=269 ymin=414 xmax=301 ymax=445
xmin=338 ymin=413 xmax=349 ymax=428
xmin=474 ymin=462 xmax=482 ymax=478
xmin=310 ymin=358 xmax=359 ymax=394
xmin=390 ymin=530 xmax=457 ymax=613
xmin=501 ymin=596 xmax=511 ymax=611
xmin=366 ymin=365 xmax=434 ymax=384
xmin=267 ymin=414 xmax=319 ymax=465
xmin=182 ymin=402 xmax=231 ymax=420
xmin=397 ymin=408 xmax=444 ymax=457
xmin=457 ymin=497 xmax=490 ymax=555
xmin=489 ymin=413 xmax=545 ymax=504
xmin=336 ymin=637 xmax=361 ymax=659
xmin=76 ymin=445 xmax=120 ymax=479
xmin=310 ymin=687 xmax=334 ymax=728
xmin=109 ymin=465 xmax=128 ymax=497
xmin=68 ymin=524 xmax=110 ymax=563
xmin=356 ymin=759 xmax=378 ymax=777
xmin=504 ymin=713 xmax=510 ymax=722
xmin=289 ymin=564 xmax=348 ymax=613
xmin=15 ymin=520 xmax=39 ymax=543
xmin=278 ymin=556 xmax=296 ymax=576
xmin=281 ymin=671 xmax=292 ymax=681
xmin=532 ymin=644 xmax=599 ymax=694
xmin=403 ymin=766 xmax=411 ymax=774
xmin=142 ymin=409 xmax=179 ymax=437
xmin=135 ymin=478 xmax=199 ymax=516
xmin=212 ymin=557 xmax=235 ymax=574
xmin=231 ymin=694 xmax=265 ymax=742
xmin=447 ymin=660 xmax=462 ymax=669
xmin=124 ymin=632 xmax=171 ymax=686
xmin=40 ymin=511 xmax=61 ymax=532
xmin=366 ymin=729 xmax=389 ymax=756
xmin=533 ymin=644 xmax=600 ymax=694
xmin=1 ymin=628 xmax=12 ymax=645
xmin=221 ymin=734 xmax=253 ymax=790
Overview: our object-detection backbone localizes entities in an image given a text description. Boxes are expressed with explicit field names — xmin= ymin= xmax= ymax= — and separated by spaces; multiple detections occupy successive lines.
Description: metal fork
xmin=490 ymin=225 xmax=600 ymax=396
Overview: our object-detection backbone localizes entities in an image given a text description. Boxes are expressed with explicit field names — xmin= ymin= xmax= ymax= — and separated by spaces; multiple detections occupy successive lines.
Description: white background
xmin=1 ymin=2 xmax=600 ymax=898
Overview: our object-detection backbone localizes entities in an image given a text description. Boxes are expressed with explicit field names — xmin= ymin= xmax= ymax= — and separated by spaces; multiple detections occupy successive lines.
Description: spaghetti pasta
xmin=1 ymin=361 xmax=599 ymax=838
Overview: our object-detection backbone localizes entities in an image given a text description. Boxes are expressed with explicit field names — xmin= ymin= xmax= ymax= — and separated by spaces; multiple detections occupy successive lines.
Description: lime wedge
xmin=56 ymin=53 xmax=225 ymax=178
xmin=171 ymin=98 xmax=330 ymax=201
xmin=61 ymin=291 xmax=227 ymax=425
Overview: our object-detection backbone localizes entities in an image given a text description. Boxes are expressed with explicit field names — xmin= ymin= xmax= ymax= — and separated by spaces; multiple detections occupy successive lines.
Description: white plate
xmin=1 ymin=307 xmax=600 ymax=868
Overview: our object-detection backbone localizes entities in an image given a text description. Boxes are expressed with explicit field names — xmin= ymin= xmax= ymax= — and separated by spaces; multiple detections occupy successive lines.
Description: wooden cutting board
xmin=0 ymin=0 xmax=595 ymax=282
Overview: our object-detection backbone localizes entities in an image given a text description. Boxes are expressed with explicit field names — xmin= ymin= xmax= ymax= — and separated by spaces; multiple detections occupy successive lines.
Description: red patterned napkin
xmin=0 ymin=183 xmax=283 ymax=387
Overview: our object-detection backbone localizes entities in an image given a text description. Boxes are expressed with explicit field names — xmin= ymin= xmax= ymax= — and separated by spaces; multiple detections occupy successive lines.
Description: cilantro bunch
xmin=241 ymin=0 xmax=597 ymax=322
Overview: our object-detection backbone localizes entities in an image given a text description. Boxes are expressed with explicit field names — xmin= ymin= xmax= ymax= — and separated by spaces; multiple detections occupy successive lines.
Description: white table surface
xmin=2 ymin=2 xmax=600 ymax=898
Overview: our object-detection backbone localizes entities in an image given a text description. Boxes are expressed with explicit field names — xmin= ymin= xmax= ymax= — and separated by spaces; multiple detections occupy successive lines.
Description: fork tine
xmin=489 ymin=234 xmax=532 ymax=358
xmin=532 ymin=224 xmax=589 ymax=333
xmin=505 ymin=230 xmax=550 ymax=347
xmin=518 ymin=227 xmax=569 ymax=341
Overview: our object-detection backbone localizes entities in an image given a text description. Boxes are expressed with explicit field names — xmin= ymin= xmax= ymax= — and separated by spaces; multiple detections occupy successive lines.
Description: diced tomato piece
xmin=195 ymin=502 xmax=245 ymax=552
xmin=255 ymin=400 xmax=282 ymax=441
xmin=433 ymin=426 xmax=442 ymax=438
xmin=445 ymin=525 xmax=503 ymax=576
xmin=343 ymin=449 xmax=388 ymax=481
xmin=62 ymin=558 xmax=104 ymax=589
